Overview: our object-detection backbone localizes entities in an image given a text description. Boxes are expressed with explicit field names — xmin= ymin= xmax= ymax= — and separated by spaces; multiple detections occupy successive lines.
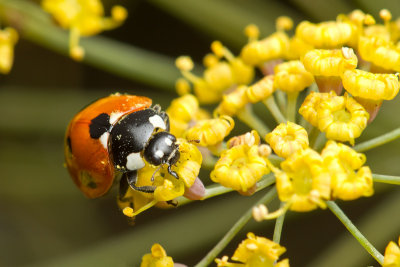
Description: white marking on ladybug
xmin=99 ymin=132 xmax=109 ymax=149
xmin=165 ymin=138 xmax=173 ymax=146
xmin=109 ymin=111 xmax=124 ymax=125
xmin=126 ymin=152 xmax=145 ymax=171
xmin=155 ymin=150 xmax=164 ymax=159
xmin=149 ymin=115 xmax=166 ymax=130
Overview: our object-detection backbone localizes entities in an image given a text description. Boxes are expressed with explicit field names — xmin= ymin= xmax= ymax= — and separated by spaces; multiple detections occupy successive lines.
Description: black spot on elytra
xmin=89 ymin=113 xmax=111 ymax=139
xmin=66 ymin=136 xmax=72 ymax=154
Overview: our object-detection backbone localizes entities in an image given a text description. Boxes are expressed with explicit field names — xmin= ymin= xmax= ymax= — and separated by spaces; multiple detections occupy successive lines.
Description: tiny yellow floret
xmin=274 ymin=60 xmax=314 ymax=93
xmin=296 ymin=21 xmax=357 ymax=48
xmin=301 ymin=48 xmax=358 ymax=77
xmin=383 ymin=237 xmax=400 ymax=267
xmin=246 ymin=75 xmax=276 ymax=103
xmin=322 ymin=141 xmax=373 ymax=200
xmin=216 ymin=232 xmax=289 ymax=267
xmin=342 ymin=69 xmax=400 ymax=101
xmin=266 ymin=122 xmax=309 ymax=158
xmin=211 ymin=144 xmax=270 ymax=193
xmin=276 ymin=148 xmax=331 ymax=212
xmin=0 ymin=27 xmax=18 ymax=74
xmin=185 ymin=116 xmax=234 ymax=147
xmin=140 ymin=243 xmax=174 ymax=267
xmin=317 ymin=93 xmax=369 ymax=145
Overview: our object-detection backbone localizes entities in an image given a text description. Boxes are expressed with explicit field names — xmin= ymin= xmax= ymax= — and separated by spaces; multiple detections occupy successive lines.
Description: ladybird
xmin=64 ymin=93 xmax=180 ymax=199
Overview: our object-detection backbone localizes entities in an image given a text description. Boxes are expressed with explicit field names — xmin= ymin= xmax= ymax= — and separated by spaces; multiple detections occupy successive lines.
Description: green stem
xmin=195 ymin=187 xmax=278 ymax=267
xmin=313 ymin=132 xmax=327 ymax=151
xmin=354 ymin=127 xmax=400 ymax=152
xmin=275 ymin=90 xmax=287 ymax=112
xmin=326 ymin=201 xmax=384 ymax=265
xmin=372 ymin=173 xmax=400 ymax=185
xmin=308 ymin=126 xmax=320 ymax=148
xmin=0 ymin=0 xmax=179 ymax=90
xmin=273 ymin=202 xmax=286 ymax=244
xmin=177 ymin=174 xmax=276 ymax=206
xmin=237 ymin=105 xmax=270 ymax=138
xmin=286 ymin=92 xmax=299 ymax=123
xmin=263 ymin=96 xmax=287 ymax=124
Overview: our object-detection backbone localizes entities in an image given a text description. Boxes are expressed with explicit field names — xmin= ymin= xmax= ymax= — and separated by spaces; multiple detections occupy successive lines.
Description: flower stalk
xmin=194 ymin=187 xmax=278 ymax=267
xmin=326 ymin=201 xmax=384 ymax=265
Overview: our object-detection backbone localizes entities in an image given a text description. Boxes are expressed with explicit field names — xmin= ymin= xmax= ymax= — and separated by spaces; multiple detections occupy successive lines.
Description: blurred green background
xmin=0 ymin=0 xmax=399 ymax=266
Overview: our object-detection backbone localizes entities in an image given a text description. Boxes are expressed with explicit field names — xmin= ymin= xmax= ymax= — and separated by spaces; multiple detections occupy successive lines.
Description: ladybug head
xmin=143 ymin=131 xmax=180 ymax=171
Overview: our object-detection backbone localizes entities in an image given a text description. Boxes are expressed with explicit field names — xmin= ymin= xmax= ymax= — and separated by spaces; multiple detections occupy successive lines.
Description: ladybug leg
xmin=124 ymin=170 xmax=156 ymax=193
xmin=167 ymin=164 xmax=179 ymax=179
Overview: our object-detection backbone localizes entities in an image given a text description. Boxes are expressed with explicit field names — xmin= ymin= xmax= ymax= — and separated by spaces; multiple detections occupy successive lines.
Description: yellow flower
xmin=211 ymin=41 xmax=255 ymax=85
xmin=296 ymin=20 xmax=357 ymax=49
xmin=246 ymin=75 xmax=275 ymax=103
xmin=276 ymin=148 xmax=331 ymax=212
xmin=211 ymin=143 xmax=270 ymax=193
xmin=185 ymin=115 xmax=234 ymax=147
xmin=166 ymin=94 xmax=199 ymax=137
xmin=172 ymin=139 xmax=202 ymax=188
xmin=301 ymin=48 xmax=357 ymax=93
xmin=358 ymin=36 xmax=400 ymax=72
xmin=42 ymin=0 xmax=127 ymax=60
xmin=342 ymin=69 xmax=400 ymax=122
xmin=140 ymin=243 xmax=174 ymax=267
xmin=0 ymin=27 xmax=18 ymax=74
xmin=274 ymin=60 xmax=314 ymax=93
xmin=216 ymin=232 xmax=289 ymax=267
xmin=266 ymin=122 xmax=309 ymax=158
xmin=317 ymin=93 xmax=369 ymax=145
xmin=321 ymin=141 xmax=373 ymax=200
xmin=240 ymin=31 xmax=290 ymax=66
xmin=299 ymin=91 xmax=333 ymax=127
xmin=342 ymin=69 xmax=399 ymax=101
xmin=214 ymin=86 xmax=249 ymax=116
xmin=383 ymin=237 xmax=400 ymax=267
xmin=285 ymin=36 xmax=314 ymax=60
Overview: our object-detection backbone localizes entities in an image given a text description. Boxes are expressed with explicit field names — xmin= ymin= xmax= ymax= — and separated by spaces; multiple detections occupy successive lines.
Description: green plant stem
xmin=286 ymin=92 xmax=299 ymax=123
xmin=354 ymin=127 xmax=400 ymax=152
xmin=372 ymin=173 xmax=400 ymax=185
xmin=326 ymin=201 xmax=384 ymax=265
xmin=177 ymin=174 xmax=276 ymax=206
xmin=273 ymin=202 xmax=286 ymax=244
xmin=263 ymin=96 xmax=287 ymax=124
xmin=313 ymin=132 xmax=327 ymax=151
xmin=0 ymin=0 xmax=179 ymax=91
xmin=195 ymin=187 xmax=278 ymax=267
xmin=275 ymin=90 xmax=287 ymax=112
xmin=237 ymin=105 xmax=270 ymax=138
xmin=308 ymin=126 xmax=320 ymax=147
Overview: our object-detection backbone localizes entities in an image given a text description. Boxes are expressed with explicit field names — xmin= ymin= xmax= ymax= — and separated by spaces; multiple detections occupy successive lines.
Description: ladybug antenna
xmin=150 ymin=165 xmax=163 ymax=182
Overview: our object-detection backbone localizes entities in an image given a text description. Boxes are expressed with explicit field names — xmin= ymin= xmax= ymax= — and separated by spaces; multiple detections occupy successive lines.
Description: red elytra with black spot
xmin=64 ymin=93 xmax=152 ymax=198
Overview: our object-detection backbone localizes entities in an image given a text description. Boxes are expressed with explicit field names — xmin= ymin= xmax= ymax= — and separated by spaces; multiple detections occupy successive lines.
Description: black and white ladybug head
xmin=143 ymin=131 xmax=180 ymax=167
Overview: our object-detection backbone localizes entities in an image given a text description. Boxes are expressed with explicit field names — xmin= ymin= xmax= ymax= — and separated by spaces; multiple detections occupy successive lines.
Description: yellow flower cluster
xmin=216 ymin=232 xmax=289 ymax=267
xmin=175 ymin=40 xmax=254 ymax=104
xmin=210 ymin=131 xmax=271 ymax=193
xmin=299 ymin=91 xmax=369 ymax=145
xmin=42 ymin=0 xmax=127 ymax=60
